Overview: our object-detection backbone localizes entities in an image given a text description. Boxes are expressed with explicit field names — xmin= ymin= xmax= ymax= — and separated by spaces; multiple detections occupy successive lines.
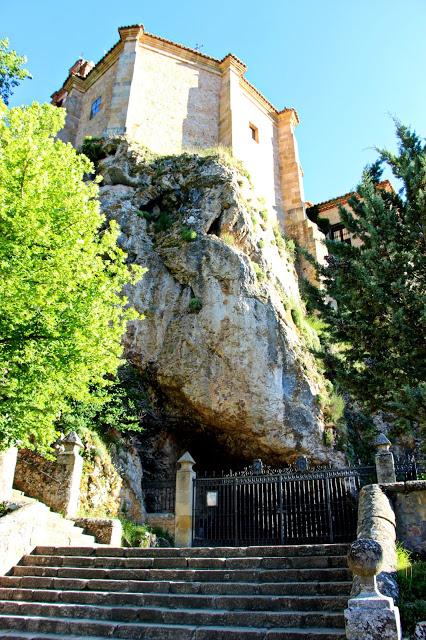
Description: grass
xmin=396 ymin=545 xmax=426 ymax=637
xmin=252 ymin=261 xmax=266 ymax=282
xmin=188 ymin=145 xmax=252 ymax=182
xmin=259 ymin=209 xmax=268 ymax=223
xmin=221 ymin=232 xmax=235 ymax=246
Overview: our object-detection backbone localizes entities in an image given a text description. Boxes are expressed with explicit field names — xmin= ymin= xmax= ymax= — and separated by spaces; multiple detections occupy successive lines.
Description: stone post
xmin=0 ymin=447 xmax=18 ymax=502
xmin=56 ymin=432 xmax=84 ymax=519
xmin=345 ymin=538 xmax=401 ymax=640
xmin=174 ymin=452 xmax=196 ymax=548
xmin=374 ymin=434 xmax=396 ymax=484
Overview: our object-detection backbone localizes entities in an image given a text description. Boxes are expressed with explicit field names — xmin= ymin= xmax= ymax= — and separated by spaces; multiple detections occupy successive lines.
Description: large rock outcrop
xmin=98 ymin=141 xmax=343 ymax=465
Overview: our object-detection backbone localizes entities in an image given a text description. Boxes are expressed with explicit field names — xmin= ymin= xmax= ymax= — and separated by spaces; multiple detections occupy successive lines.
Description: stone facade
xmin=381 ymin=481 xmax=426 ymax=555
xmin=52 ymin=24 xmax=324 ymax=266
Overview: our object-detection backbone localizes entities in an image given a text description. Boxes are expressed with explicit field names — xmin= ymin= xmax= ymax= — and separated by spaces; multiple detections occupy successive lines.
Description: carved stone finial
xmin=62 ymin=431 xmax=83 ymax=448
xmin=348 ymin=538 xmax=384 ymax=579
xmin=177 ymin=451 xmax=195 ymax=468
xmin=374 ymin=433 xmax=391 ymax=452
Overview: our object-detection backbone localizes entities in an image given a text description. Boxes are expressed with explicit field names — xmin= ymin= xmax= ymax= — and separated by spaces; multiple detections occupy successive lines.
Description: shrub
xmin=79 ymin=136 xmax=107 ymax=164
xmin=291 ymin=306 xmax=304 ymax=330
xmin=181 ymin=227 xmax=197 ymax=242
xmin=120 ymin=518 xmax=173 ymax=547
xmin=0 ymin=502 xmax=9 ymax=518
xmin=188 ymin=297 xmax=203 ymax=313
xmin=323 ymin=429 xmax=334 ymax=447
xmin=258 ymin=239 xmax=265 ymax=249
xmin=153 ymin=211 xmax=173 ymax=232
xmin=397 ymin=550 xmax=426 ymax=636
xmin=260 ymin=209 xmax=268 ymax=222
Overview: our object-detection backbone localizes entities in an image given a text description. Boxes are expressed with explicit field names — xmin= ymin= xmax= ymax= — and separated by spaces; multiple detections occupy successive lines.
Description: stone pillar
xmin=0 ymin=447 xmax=18 ymax=502
xmin=56 ymin=432 xmax=84 ymax=519
xmin=345 ymin=538 xmax=401 ymax=640
xmin=374 ymin=434 xmax=396 ymax=484
xmin=174 ymin=452 xmax=196 ymax=548
xmin=218 ymin=54 xmax=247 ymax=153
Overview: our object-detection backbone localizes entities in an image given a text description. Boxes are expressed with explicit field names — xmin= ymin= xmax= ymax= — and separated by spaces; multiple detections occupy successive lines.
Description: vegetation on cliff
xmin=305 ymin=124 xmax=426 ymax=450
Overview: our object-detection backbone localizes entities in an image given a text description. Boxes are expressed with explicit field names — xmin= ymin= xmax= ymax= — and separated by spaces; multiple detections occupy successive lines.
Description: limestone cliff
xmin=97 ymin=140 xmax=343 ymax=465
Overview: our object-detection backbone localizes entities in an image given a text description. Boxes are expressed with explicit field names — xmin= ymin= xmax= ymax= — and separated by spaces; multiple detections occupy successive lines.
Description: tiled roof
xmin=310 ymin=180 xmax=393 ymax=213
xmin=52 ymin=24 xmax=299 ymax=121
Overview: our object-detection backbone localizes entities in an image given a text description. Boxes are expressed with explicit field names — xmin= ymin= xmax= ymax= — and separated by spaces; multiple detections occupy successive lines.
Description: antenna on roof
xmin=194 ymin=43 xmax=204 ymax=52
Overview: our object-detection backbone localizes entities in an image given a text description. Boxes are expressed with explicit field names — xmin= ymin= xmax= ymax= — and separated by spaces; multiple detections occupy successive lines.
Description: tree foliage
xmin=0 ymin=102 xmax=142 ymax=452
xmin=306 ymin=124 xmax=426 ymax=440
xmin=0 ymin=38 xmax=30 ymax=105
xmin=57 ymin=364 xmax=148 ymax=438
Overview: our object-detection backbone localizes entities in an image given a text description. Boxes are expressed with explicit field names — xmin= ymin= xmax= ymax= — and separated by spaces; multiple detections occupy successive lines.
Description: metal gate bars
xmin=192 ymin=463 xmax=376 ymax=547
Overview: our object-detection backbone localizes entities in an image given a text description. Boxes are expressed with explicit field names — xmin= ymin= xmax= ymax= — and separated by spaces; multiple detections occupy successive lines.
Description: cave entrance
xmin=192 ymin=460 xmax=376 ymax=547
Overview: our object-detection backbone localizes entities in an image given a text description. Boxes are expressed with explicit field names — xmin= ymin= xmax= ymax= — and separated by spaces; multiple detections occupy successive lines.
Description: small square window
xmin=249 ymin=123 xmax=259 ymax=143
xmin=90 ymin=96 xmax=102 ymax=119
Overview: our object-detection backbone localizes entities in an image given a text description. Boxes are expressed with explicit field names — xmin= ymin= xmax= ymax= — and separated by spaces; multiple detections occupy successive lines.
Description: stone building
xmin=52 ymin=23 xmax=326 ymax=271
xmin=306 ymin=180 xmax=393 ymax=248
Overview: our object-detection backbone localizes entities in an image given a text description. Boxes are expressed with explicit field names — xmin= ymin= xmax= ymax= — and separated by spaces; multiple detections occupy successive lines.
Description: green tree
xmin=0 ymin=102 xmax=142 ymax=453
xmin=306 ymin=124 xmax=426 ymax=439
xmin=0 ymin=38 xmax=30 ymax=105
xmin=57 ymin=364 xmax=148 ymax=438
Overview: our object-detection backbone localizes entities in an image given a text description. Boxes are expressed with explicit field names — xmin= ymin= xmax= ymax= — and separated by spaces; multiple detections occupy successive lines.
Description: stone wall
xmin=75 ymin=59 xmax=120 ymax=148
xmin=0 ymin=448 xmax=17 ymax=502
xmin=355 ymin=483 xmax=398 ymax=599
xmin=381 ymin=480 xmax=426 ymax=556
xmin=145 ymin=513 xmax=175 ymax=539
xmin=0 ymin=499 xmax=50 ymax=575
xmin=128 ymin=44 xmax=221 ymax=154
xmin=74 ymin=517 xmax=122 ymax=546
xmin=14 ymin=448 xmax=81 ymax=518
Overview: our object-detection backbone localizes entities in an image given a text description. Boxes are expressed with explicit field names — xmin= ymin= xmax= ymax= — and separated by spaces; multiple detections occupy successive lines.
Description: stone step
xmin=0 ymin=576 xmax=352 ymax=596
xmin=0 ymin=601 xmax=345 ymax=628
xmin=33 ymin=544 xmax=349 ymax=558
xmin=0 ymin=617 xmax=347 ymax=639
xmin=11 ymin=565 xmax=352 ymax=583
xmin=0 ymin=588 xmax=349 ymax=611
xmin=19 ymin=555 xmax=347 ymax=570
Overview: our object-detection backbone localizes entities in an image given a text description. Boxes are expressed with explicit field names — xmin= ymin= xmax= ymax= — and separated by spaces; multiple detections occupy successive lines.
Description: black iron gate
xmin=192 ymin=461 xmax=376 ymax=547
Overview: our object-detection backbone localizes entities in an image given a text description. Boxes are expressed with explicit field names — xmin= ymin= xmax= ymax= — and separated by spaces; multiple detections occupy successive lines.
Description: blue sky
xmin=2 ymin=0 xmax=425 ymax=203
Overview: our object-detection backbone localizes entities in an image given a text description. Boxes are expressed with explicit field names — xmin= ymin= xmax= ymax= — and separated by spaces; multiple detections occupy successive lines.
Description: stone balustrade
xmin=345 ymin=538 xmax=401 ymax=640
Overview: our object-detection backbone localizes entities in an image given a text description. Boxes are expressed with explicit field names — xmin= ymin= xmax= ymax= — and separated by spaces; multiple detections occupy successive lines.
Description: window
xmin=249 ymin=123 xmax=259 ymax=143
xmin=329 ymin=223 xmax=352 ymax=244
xmin=90 ymin=96 xmax=102 ymax=119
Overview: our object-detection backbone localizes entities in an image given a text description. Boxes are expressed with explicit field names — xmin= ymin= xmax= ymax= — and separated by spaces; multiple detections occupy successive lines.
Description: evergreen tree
xmin=306 ymin=124 xmax=426 ymax=441
xmin=0 ymin=102 xmax=142 ymax=453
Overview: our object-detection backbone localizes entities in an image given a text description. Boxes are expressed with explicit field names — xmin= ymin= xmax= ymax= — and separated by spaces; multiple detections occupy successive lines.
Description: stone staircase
xmin=0 ymin=544 xmax=351 ymax=639
xmin=9 ymin=491 xmax=97 ymax=547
